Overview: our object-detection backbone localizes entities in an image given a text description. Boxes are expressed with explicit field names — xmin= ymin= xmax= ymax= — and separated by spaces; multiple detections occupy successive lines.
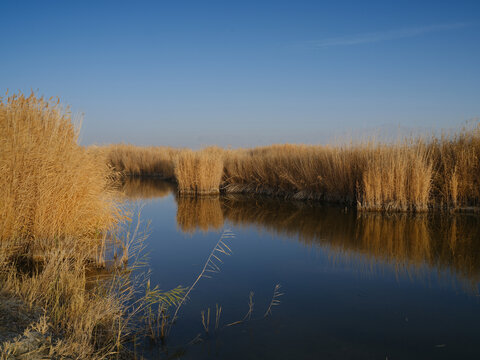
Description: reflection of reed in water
xmin=353 ymin=214 xmax=432 ymax=267
xmin=221 ymin=196 xmax=480 ymax=285
xmin=432 ymin=216 xmax=480 ymax=281
xmin=176 ymin=196 xmax=224 ymax=233
xmin=221 ymin=195 xmax=357 ymax=245
xmin=119 ymin=177 xmax=176 ymax=200
xmin=119 ymin=178 xmax=480 ymax=286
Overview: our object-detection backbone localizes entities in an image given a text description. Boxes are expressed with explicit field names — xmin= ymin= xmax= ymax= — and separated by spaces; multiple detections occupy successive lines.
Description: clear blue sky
xmin=1 ymin=0 xmax=479 ymax=147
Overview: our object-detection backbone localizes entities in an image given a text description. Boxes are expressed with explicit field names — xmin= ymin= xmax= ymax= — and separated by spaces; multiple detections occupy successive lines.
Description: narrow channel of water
xmin=124 ymin=178 xmax=480 ymax=359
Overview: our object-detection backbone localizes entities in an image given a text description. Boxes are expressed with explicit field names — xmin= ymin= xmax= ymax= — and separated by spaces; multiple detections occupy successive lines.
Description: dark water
xmin=124 ymin=178 xmax=480 ymax=359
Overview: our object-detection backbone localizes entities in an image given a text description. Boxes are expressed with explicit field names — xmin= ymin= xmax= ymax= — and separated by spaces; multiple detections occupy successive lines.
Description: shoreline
xmin=119 ymin=174 xmax=480 ymax=213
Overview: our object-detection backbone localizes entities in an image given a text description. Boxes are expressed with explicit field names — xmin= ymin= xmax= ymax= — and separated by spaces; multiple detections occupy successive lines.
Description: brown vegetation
xmin=223 ymin=144 xmax=363 ymax=203
xmin=94 ymin=123 xmax=480 ymax=211
xmin=428 ymin=126 xmax=480 ymax=207
xmin=92 ymin=143 xmax=180 ymax=179
xmin=0 ymin=93 xmax=131 ymax=358
xmin=0 ymin=94 xmax=119 ymax=240
xmin=358 ymin=141 xmax=433 ymax=212
xmin=173 ymin=147 xmax=224 ymax=195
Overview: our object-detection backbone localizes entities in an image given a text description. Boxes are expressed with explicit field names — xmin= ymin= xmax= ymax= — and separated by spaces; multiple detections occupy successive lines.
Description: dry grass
xmin=0 ymin=236 xmax=131 ymax=358
xmin=0 ymin=94 xmax=119 ymax=240
xmin=92 ymin=122 xmax=480 ymax=211
xmin=0 ymin=92 xmax=136 ymax=358
xmin=223 ymin=144 xmax=364 ymax=202
xmin=428 ymin=125 xmax=480 ymax=207
xmin=223 ymin=141 xmax=435 ymax=212
xmin=358 ymin=141 xmax=433 ymax=212
xmin=174 ymin=147 xmax=224 ymax=195
xmin=92 ymin=143 xmax=180 ymax=179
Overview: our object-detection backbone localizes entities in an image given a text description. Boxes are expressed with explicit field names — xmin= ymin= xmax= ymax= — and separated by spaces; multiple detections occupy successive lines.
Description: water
xmin=124 ymin=178 xmax=480 ymax=359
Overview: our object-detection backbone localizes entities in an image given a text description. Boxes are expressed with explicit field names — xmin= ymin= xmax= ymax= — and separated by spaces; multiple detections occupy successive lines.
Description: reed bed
xmin=0 ymin=93 xmax=134 ymax=358
xmin=95 ymin=123 xmax=480 ymax=211
xmin=223 ymin=140 xmax=435 ymax=212
xmin=223 ymin=144 xmax=364 ymax=203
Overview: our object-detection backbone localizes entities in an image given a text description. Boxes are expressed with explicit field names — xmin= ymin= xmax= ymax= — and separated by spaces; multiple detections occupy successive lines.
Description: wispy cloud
xmin=307 ymin=23 xmax=469 ymax=47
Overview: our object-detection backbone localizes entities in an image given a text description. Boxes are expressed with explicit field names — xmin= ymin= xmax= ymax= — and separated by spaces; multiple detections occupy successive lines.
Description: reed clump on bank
xmin=174 ymin=146 xmax=224 ymax=195
xmin=0 ymin=92 xmax=131 ymax=358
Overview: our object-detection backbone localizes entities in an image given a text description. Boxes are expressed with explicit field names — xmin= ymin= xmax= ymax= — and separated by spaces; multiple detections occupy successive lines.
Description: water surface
xmin=124 ymin=178 xmax=480 ymax=359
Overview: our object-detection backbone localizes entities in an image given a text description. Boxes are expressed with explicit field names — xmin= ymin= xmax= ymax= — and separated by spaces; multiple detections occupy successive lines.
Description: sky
xmin=1 ymin=0 xmax=479 ymax=147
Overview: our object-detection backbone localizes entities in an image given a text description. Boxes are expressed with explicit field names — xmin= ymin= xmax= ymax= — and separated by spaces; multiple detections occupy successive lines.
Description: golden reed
xmin=173 ymin=147 xmax=224 ymax=195
xmin=0 ymin=93 xmax=131 ymax=358
xmin=97 ymin=123 xmax=480 ymax=211
xmin=90 ymin=143 xmax=180 ymax=179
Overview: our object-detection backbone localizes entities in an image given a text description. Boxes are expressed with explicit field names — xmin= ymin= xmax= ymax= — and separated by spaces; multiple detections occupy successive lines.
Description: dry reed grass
xmin=0 ymin=93 xmax=119 ymax=241
xmin=358 ymin=141 xmax=433 ymax=211
xmin=92 ymin=122 xmax=480 ymax=211
xmin=92 ymin=143 xmax=180 ymax=179
xmin=223 ymin=144 xmax=364 ymax=203
xmin=222 ymin=141 xmax=436 ymax=212
xmin=174 ymin=147 xmax=224 ymax=195
xmin=0 ymin=92 xmax=137 ymax=358
xmin=428 ymin=125 xmax=480 ymax=207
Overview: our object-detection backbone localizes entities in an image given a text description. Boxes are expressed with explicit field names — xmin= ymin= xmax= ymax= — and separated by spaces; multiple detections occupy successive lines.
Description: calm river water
xmin=124 ymin=178 xmax=480 ymax=359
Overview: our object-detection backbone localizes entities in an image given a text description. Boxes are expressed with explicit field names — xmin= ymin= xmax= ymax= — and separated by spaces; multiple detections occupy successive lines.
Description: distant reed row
xmin=96 ymin=125 xmax=480 ymax=212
